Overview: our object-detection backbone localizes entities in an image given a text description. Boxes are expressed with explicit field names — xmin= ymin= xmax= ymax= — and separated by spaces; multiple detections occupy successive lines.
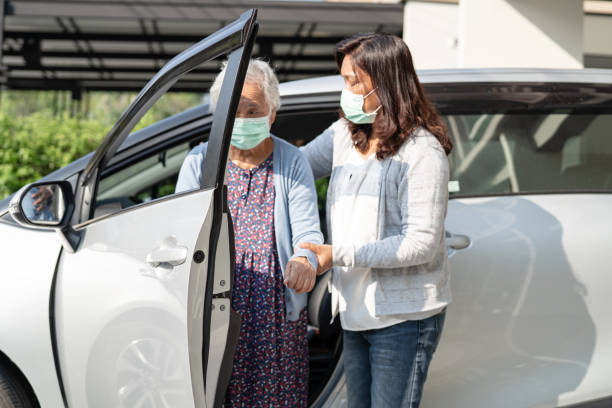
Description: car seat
xmin=308 ymin=271 xmax=340 ymax=341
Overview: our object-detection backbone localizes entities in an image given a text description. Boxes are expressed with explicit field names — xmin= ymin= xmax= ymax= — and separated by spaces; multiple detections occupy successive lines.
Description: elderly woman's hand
xmin=284 ymin=257 xmax=316 ymax=294
xmin=298 ymin=243 xmax=332 ymax=275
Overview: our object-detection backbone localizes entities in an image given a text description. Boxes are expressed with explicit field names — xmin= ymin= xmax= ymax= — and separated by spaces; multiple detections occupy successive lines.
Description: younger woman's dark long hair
xmin=335 ymin=33 xmax=452 ymax=158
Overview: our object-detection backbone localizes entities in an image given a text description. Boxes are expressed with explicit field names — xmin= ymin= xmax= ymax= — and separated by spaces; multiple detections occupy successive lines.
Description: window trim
xmin=73 ymin=185 xmax=213 ymax=231
xmin=85 ymin=120 xmax=213 ymax=226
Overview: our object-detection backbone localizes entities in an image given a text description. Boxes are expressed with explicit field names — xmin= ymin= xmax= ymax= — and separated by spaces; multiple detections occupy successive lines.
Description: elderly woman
xmin=175 ymin=59 xmax=322 ymax=407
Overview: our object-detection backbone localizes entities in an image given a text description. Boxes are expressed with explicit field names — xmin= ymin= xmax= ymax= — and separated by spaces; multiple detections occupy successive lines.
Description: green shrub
xmin=0 ymin=90 xmax=205 ymax=200
xmin=0 ymin=112 xmax=109 ymax=199
xmin=315 ymin=177 xmax=329 ymax=211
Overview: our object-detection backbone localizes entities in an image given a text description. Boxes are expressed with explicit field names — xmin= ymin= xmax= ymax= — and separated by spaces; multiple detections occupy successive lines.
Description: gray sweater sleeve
xmin=287 ymin=152 xmax=324 ymax=271
xmin=175 ymin=144 xmax=207 ymax=193
xmin=333 ymin=141 xmax=449 ymax=269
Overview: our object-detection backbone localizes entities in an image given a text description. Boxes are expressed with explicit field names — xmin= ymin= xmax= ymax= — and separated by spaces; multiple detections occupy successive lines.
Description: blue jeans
xmin=342 ymin=310 xmax=446 ymax=408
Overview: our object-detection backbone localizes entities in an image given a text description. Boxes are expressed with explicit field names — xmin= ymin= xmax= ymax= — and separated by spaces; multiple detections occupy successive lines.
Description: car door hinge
xmin=212 ymin=291 xmax=231 ymax=299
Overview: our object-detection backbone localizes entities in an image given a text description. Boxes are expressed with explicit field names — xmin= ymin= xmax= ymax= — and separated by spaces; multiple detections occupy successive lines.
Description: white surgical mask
xmin=230 ymin=115 xmax=270 ymax=150
xmin=340 ymin=87 xmax=381 ymax=124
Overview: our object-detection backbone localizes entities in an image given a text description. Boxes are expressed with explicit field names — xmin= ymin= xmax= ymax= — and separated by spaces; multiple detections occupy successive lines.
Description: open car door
xmin=52 ymin=9 xmax=257 ymax=408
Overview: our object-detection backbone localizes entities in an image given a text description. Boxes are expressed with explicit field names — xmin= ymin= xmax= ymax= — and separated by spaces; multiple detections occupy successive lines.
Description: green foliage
xmin=315 ymin=177 xmax=329 ymax=211
xmin=0 ymin=112 xmax=109 ymax=199
xmin=0 ymin=90 xmax=205 ymax=200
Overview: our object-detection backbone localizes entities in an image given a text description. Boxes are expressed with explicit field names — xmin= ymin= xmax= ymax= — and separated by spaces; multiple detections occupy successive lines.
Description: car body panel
xmin=55 ymin=189 xmax=214 ymax=407
xmin=0 ymin=222 xmax=65 ymax=407
xmin=423 ymin=194 xmax=612 ymax=408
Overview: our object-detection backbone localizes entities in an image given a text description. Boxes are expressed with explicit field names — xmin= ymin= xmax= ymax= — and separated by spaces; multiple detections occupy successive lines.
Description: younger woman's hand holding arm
xmin=298 ymin=242 xmax=333 ymax=275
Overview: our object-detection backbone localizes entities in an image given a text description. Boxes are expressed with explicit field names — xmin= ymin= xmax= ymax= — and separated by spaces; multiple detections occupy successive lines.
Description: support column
xmin=459 ymin=0 xmax=583 ymax=68
xmin=0 ymin=0 xmax=7 ymax=89
xmin=403 ymin=1 xmax=459 ymax=69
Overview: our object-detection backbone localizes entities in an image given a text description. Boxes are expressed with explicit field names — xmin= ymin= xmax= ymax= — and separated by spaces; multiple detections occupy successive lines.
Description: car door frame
xmin=54 ymin=9 xmax=258 ymax=408
xmin=75 ymin=9 xmax=256 ymax=227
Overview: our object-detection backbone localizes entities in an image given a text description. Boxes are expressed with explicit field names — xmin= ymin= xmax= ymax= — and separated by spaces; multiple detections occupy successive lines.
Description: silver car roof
xmin=279 ymin=68 xmax=612 ymax=97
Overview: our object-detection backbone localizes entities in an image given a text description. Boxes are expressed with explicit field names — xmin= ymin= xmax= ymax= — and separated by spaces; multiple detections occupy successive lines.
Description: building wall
xmin=459 ymin=0 xmax=583 ymax=69
xmin=584 ymin=13 xmax=612 ymax=67
xmin=403 ymin=1 xmax=459 ymax=69
xmin=404 ymin=0 xmax=612 ymax=70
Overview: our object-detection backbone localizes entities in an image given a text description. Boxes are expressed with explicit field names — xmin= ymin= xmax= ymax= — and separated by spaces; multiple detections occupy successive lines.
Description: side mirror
xmin=9 ymin=181 xmax=81 ymax=252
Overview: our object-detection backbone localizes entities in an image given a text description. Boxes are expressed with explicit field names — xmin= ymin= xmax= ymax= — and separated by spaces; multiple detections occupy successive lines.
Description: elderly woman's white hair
xmin=208 ymin=58 xmax=281 ymax=113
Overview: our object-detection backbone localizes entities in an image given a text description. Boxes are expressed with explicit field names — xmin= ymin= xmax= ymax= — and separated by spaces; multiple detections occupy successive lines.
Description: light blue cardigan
xmin=175 ymin=136 xmax=323 ymax=321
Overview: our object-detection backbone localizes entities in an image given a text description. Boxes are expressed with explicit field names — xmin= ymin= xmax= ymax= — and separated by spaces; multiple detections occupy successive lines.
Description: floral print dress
xmin=224 ymin=154 xmax=309 ymax=407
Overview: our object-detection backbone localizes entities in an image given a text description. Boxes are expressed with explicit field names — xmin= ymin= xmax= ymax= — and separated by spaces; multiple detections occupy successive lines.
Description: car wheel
xmin=85 ymin=313 xmax=192 ymax=408
xmin=0 ymin=365 xmax=35 ymax=408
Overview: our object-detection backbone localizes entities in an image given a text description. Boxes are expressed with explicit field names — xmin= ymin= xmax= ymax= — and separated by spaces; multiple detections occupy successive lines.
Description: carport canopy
xmin=0 ymin=0 xmax=403 ymax=95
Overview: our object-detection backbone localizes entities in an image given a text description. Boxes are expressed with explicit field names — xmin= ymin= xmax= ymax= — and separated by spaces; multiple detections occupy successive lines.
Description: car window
xmin=445 ymin=112 xmax=612 ymax=196
xmin=94 ymin=141 xmax=201 ymax=218
xmin=91 ymin=106 xmax=335 ymax=221
xmin=86 ymin=44 xmax=228 ymax=220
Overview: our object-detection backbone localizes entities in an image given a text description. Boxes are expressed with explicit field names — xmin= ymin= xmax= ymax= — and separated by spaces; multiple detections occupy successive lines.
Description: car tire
xmin=0 ymin=365 xmax=35 ymax=408
xmin=85 ymin=312 xmax=192 ymax=408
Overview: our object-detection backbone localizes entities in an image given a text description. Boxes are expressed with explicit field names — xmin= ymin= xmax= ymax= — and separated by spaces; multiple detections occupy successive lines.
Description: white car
xmin=1 ymin=9 xmax=612 ymax=408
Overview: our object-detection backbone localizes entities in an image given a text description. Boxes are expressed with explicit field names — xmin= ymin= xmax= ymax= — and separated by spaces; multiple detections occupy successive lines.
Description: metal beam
xmin=0 ymin=0 xmax=6 ymax=86
xmin=4 ymin=74 xmax=318 ymax=92
xmin=3 ymin=49 xmax=335 ymax=62
xmin=6 ymin=64 xmax=337 ymax=76
xmin=4 ymin=31 xmax=349 ymax=44
xmin=1 ymin=1 xmax=403 ymax=92
xmin=7 ymin=0 xmax=404 ymax=25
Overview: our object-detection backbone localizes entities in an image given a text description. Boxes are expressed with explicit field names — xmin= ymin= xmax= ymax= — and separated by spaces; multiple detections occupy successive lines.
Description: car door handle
xmin=146 ymin=236 xmax=188 ymax=268
xmin=446 ymin=231 xmax=471 ymax=250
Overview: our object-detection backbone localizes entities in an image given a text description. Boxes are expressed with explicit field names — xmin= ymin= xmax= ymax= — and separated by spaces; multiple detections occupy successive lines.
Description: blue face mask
xmin=340 ymin=87 xmax=381 ymax=124
xmin=230 ymin=115 xmax=270 ymax=150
